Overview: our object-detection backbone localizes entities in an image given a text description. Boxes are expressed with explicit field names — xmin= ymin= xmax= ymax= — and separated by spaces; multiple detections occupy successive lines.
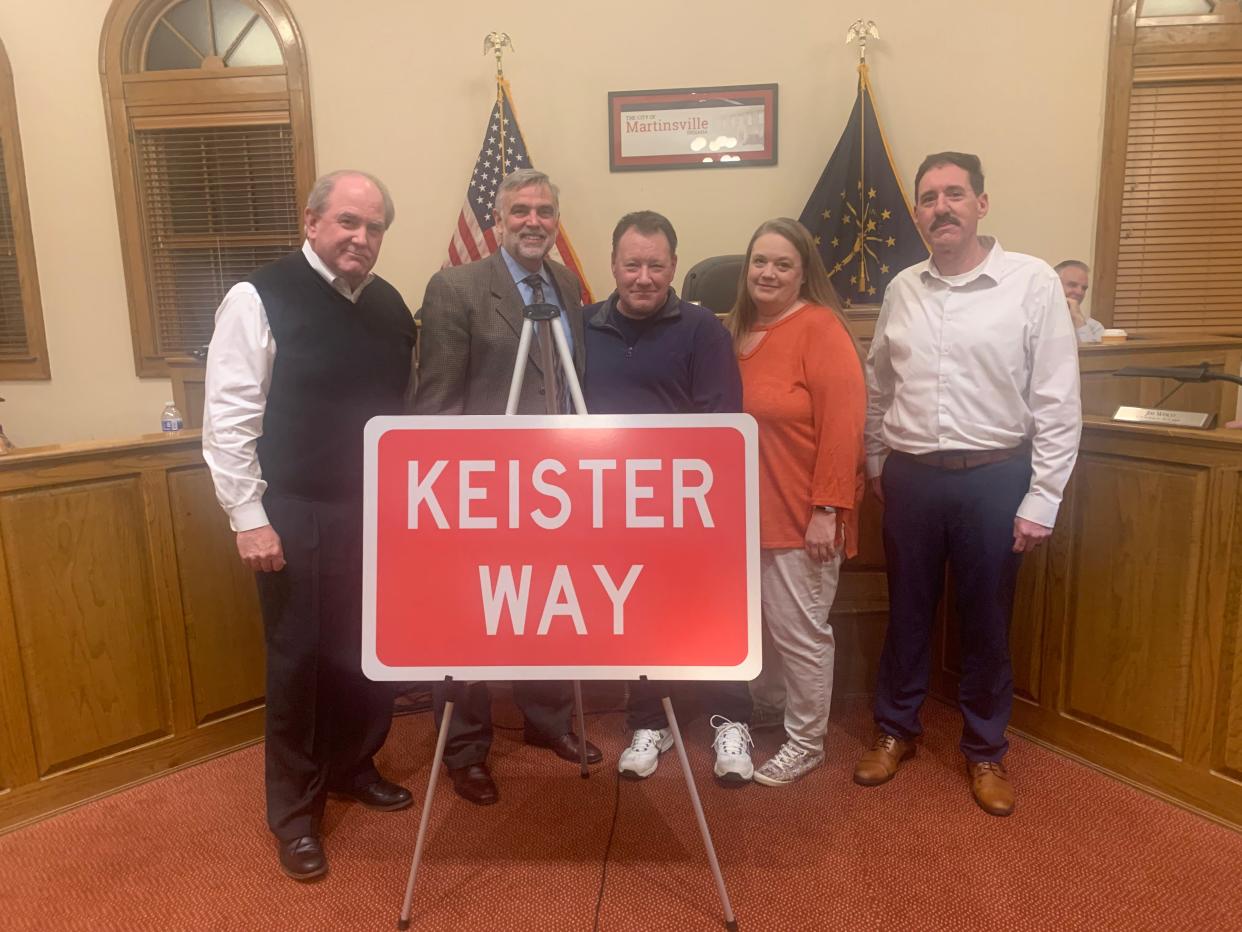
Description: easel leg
xmin=662 ymin=696 xmax=739 ymax=932
xmin=573 ymin=680 xmax=590 ymax=779
xmin=397 ymin=681 xmax=458 ymax=929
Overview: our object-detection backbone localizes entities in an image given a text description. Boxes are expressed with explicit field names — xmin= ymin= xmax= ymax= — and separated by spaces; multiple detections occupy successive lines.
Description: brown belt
xmin=893 ymin=443 xmax=1030 ymax=471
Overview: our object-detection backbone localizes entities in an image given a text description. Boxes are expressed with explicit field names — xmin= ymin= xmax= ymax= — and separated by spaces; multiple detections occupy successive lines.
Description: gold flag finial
xmin=845 ymin=20 xmax=879 ymax=64
xmin=483 ymin=32 xmax=514 ymax=80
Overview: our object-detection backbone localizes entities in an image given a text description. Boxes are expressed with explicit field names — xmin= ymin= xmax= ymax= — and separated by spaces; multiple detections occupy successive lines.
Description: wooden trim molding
xmin=0 ymin=38 xmax=50 ymax=380
xmin=98 ymin=0 xmax=316 ymax=379
xmin=1091 ymin=0 xmax=1141 ymax=328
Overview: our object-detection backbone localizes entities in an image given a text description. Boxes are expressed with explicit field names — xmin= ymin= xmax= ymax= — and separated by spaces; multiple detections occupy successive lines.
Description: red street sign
xmin=362 ymin=415 xmax=759 ymax=681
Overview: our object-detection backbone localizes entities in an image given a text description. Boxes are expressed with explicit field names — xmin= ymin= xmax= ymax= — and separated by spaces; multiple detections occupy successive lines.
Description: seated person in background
xmin=1054 ymin=259 xmax=1104 ymax=344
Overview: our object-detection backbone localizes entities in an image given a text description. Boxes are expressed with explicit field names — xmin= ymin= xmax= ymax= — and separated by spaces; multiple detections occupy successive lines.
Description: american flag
xmin=445 ymin=80 xmax=593 ymax=303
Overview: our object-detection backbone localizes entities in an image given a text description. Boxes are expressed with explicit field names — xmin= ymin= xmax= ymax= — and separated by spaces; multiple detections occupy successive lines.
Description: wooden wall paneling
xmin=166 ymin=466 xmax=265 ymax=724
xmin=1060 ymin=452 xmax=1207 ymax=756
xmin=0 ymin=435 xmax=268 ymax=833
xmin=0 ymin=478 xmax=172 ymax=777
xmin=0 ymin=704 xmax=263 ymax=834
xmin=0 ymin=524 xmax=37 ymax=793
xmin=829 ymin=611 xmax=888 ymax=702
xmin=1009 ymin=549 xmax=1049 ymax=706
xmin=139 ymin=467 xmax=196 ymax=737
xmin=1214 ymin=466 xmax=1242 ymax=781
xmin=1033 ymin=477 xmax=1078 ymax=717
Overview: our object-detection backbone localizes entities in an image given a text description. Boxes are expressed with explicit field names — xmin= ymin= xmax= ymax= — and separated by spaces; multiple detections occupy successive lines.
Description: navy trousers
xmin=256 ymin=494 xmax=395 ymax=841
xmin=874 ymin=452 xmax=1031 ymax=762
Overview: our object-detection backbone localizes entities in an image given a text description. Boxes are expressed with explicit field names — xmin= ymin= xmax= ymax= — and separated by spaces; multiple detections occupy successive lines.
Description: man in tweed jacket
xmin=413 ymin=168 xmax=602 ymax=806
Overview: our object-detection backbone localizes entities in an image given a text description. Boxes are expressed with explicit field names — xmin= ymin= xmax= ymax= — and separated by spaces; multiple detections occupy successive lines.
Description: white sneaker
xmin=710 ymin=716 xmax=754 ymax=784
xmin=618 ymin=728 xmax=673 ymax=779
xmin=753 ymin=740 xmax=824 ymax=786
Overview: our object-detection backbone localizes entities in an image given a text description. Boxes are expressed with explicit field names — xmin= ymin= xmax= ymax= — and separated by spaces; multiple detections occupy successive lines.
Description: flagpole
xmin=847 ymin=20 xmax=879 ymax=297
xmin=484 ymin=32 xmax=512 ymax=181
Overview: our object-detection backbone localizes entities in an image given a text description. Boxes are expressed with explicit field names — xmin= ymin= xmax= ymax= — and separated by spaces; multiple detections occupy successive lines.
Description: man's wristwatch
xmin=814 ymin=505 xmax=837 ymax=514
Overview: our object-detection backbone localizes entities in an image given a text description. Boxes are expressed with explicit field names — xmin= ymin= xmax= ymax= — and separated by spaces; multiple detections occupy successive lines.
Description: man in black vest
xmin=203 ymin=170 xmax=417 ymax=881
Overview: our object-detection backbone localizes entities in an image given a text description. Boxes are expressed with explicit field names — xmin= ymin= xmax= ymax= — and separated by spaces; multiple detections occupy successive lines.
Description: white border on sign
xmin=361 ymin=413 xmax=761 ymax=682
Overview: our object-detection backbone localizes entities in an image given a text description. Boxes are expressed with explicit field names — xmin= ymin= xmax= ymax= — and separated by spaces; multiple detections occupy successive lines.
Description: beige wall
xmin=0 ymin=0 xmax=1113 ymax=447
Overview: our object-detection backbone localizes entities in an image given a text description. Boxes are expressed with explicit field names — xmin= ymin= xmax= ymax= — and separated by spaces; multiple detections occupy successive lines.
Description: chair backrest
xmin=681 ymin=254 xmax=746 ymax=315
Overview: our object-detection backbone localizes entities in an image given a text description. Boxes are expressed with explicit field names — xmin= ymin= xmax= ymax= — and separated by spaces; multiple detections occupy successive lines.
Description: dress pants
xmin=874 ymin=452 xmax=1031 ymax=762
xmin=750 ymin=549 xmax=842 ymax=754
xmin=257 ymin=494 xmax=395 ymax=842
xmin=433 ymin=681 xmax=574 ymax=770
xmin=626 ymin=679 xmax=753 ymax=731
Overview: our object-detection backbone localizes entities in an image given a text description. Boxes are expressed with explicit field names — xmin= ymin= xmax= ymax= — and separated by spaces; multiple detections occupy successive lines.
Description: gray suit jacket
xmin=414 ymin=251 xmax=585 ymax=415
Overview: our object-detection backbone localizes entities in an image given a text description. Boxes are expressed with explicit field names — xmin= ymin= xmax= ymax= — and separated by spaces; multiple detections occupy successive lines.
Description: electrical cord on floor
xmin=592 ymin=764 xmax=623 ymax=932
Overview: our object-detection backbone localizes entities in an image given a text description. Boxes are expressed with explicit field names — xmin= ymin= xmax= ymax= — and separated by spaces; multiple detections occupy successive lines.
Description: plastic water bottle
xmin=160 ymin=401 xmax=184 ymax=433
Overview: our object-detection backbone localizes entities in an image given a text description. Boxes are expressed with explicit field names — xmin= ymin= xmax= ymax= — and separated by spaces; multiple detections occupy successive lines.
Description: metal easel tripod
xmin=397 ymin=303 xmax=737 ymax=930
xmin=396 ymin=302 xmax=590 ymax=928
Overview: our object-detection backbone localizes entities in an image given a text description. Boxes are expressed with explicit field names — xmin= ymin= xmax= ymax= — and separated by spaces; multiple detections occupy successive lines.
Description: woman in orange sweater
xmin=729 ymin=218 xmax=866 ymax=786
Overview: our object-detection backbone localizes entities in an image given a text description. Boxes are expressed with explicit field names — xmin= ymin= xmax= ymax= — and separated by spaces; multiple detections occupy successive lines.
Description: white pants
xmin=750 ymin=548 xmax=841 ymax=754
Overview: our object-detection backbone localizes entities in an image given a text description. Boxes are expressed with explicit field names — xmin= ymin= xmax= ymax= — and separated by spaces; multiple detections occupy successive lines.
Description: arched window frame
xmin=0 ymin=37 xmax=50 ymax=380
xmin=100 ymin=0 xmax=315 ymax=378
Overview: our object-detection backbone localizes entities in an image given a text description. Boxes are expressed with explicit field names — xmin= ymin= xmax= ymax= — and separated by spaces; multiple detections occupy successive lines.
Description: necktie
xmin=523 ymin=273 xmax=570 ymax=412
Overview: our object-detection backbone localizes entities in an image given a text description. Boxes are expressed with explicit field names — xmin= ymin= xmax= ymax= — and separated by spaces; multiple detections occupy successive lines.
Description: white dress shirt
xmin=202 ymin=241 xmax=376 ymax=533
xmin=1076 ymin=316 xmax=1105 ymax=344
xmin=865 ymin=237 xmax=1082 ymax=527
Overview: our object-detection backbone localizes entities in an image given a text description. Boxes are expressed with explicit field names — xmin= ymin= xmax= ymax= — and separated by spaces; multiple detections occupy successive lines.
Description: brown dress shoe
xmin=448 ymin=763 xmax=499 ymax=806
xmin=968 ymin=761 xmax=1014 ymax=816
xmin=853 ymin=733 xmax=915 ymax=786
xmin=525 ymin=730 xmax=603 ymax=765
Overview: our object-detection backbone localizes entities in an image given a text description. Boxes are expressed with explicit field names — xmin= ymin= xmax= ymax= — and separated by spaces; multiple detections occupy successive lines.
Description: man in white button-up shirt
xmin=853 ymin=153 xmax=1081 ymax=817
xmin=202 ymin=171 xmax=417 ymax=880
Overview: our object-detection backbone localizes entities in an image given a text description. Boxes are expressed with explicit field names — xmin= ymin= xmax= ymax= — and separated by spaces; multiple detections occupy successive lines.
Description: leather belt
xmin=893 ymin=443 xmax=1030 ymax=471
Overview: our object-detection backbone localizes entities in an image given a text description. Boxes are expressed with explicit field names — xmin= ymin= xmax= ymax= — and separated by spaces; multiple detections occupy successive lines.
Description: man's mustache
xmin=931 ymin=215 xmax=959 ymax=230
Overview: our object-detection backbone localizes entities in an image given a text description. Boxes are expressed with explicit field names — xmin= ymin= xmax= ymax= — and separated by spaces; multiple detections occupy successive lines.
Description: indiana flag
xmin=799 ymin=64 xmax=927 ymax=308
xmin=445 ymin=79 xmax=593 ymax=303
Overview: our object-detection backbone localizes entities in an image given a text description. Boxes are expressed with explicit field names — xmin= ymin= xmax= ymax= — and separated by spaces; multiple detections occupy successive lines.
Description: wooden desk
xmin=1077 ymin=335 xmax=1242 ymax=423
xmin=929 ymin=418 xmax=1242 ymax=829
xmin=0 ymin=433 xmax=263 ymax=833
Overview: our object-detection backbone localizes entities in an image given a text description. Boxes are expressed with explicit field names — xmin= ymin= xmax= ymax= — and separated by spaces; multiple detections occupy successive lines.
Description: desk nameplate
xmin=1111 ymin=406 xmax=1215 ymax=429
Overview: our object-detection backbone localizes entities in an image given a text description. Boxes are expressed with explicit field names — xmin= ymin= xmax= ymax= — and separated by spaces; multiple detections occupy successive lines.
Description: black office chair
xmin=681 ymin=254 xmax=745 ymax=315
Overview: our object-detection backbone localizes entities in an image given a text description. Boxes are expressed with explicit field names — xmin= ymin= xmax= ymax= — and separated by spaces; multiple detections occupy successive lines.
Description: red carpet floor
xmin=2 ymin=696 xmax=1241 ymax=931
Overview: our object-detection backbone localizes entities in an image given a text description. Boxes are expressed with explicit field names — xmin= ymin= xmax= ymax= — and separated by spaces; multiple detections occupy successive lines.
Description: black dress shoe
xmin=331 ymin=778 xmax=413 ymax=811
xmin=525 ymin=730 xmax=603 ymax=765
xmin=278 ymin=835 xmax=327 ymax=881
xmin=448 ymin=763 xmax=499 ymax=806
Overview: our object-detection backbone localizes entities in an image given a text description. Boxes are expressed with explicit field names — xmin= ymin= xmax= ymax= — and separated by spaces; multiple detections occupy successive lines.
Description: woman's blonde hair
xmin=726 ymin=217 xmax=858 ymax=355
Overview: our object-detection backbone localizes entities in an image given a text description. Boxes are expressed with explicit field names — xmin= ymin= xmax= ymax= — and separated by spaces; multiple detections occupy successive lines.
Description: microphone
xmin=1114 ymin=364 xmax=1242 ymax=387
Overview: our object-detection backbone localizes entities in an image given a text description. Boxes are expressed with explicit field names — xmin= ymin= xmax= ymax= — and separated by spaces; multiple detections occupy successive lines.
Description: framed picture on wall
xmin=607 ymin=84 xmax=778 ymax=171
